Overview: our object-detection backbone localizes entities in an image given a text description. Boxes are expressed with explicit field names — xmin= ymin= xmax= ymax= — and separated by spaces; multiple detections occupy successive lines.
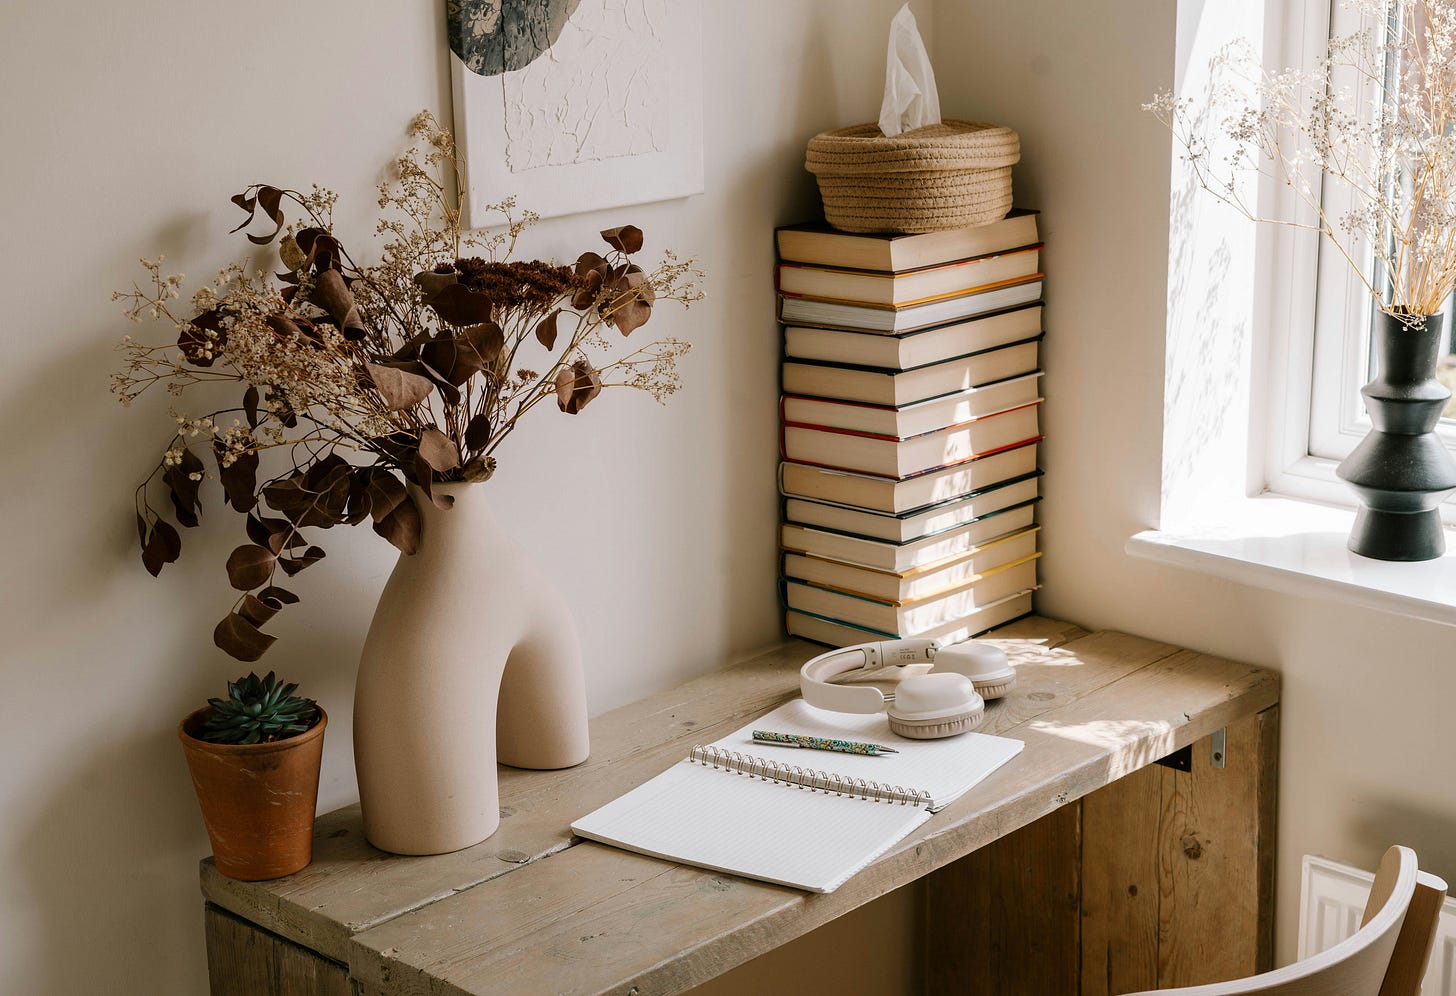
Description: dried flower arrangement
xmin=114 ymin=111 xmax=703 ymax=662
xmin=1146 ymin=0 xmax=1456 ymax=317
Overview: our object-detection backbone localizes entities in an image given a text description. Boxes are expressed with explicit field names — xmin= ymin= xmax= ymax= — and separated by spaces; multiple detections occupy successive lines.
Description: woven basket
xmin=805 ymin=119 xmax=1020 ymax=234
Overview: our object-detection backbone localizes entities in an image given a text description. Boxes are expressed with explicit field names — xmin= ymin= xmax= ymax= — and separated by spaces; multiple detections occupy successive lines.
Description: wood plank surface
xmin=200 ymin=617 xmax=1088 ymax=963
xmin=1155 ymin=707 xmax=1279 ymax=988
xmin=1080 ymin=761 xmax=1162 ymax=995
xmin=345 ymin=630 xmax=1278 ymax=995
xmin=925 ymin=803 xmax=1082 ymax=995
xmin=204 ymin=904 xmax=351 ymax=996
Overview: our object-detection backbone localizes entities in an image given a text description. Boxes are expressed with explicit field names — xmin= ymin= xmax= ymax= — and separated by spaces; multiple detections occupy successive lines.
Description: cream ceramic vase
xmin=354 ymin=482 xmax=590 ymax=855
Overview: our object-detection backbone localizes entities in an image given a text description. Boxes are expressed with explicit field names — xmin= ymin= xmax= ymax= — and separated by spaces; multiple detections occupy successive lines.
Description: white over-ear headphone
xmin=799 ymin=638 xmax=1017 ymax=740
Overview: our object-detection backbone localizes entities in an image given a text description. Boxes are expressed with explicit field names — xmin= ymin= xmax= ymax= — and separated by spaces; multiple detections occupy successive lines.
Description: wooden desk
xmin=200 ymin=617 xmax=1279 ymax=995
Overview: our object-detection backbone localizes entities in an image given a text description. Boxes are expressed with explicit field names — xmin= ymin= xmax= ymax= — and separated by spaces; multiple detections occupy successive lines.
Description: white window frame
xmin=1267 ymin=0 xmax=1456 ymax=521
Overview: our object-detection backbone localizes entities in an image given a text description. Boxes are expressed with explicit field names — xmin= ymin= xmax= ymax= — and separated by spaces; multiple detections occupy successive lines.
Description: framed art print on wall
xmin=446 ymin=0 xmax=704 ymax=227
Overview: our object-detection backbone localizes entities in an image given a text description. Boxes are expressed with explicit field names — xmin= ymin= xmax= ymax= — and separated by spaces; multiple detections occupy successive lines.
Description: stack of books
xmin=776 ymin=211 xmax=1045 ymax=647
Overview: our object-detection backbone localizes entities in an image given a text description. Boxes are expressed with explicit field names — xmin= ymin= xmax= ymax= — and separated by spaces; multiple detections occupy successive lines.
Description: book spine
xmin=687 ymin=745 xmax=932 ymax=808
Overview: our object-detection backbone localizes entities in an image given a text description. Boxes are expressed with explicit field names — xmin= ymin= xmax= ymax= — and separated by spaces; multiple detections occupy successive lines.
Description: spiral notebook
xmin=570 ymin=699 xmax=1023 ymax=893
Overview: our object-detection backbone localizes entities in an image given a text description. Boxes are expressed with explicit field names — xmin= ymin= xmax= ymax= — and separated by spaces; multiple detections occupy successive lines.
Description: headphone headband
xmin=799 ymin=639 xmax=939 ymax=714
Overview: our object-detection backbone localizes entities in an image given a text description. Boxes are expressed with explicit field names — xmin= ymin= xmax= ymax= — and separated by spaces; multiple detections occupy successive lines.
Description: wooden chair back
xmin=1125 ymin=845 xmax=1447 ymax=996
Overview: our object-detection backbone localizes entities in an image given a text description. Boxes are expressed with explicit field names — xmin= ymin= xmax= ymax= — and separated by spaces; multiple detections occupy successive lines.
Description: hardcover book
xmin=785 ymin=589 xmax=1036 ymax=646
xmin=778 ymin=443 xmax=1040 ymax=514
xmin=782 ymin=372 xmax=1042 ymax=439
xmin=782 ymin=474 xmax=1041 ymax=544
xmin=778 ymin=276 xmax=1043 ymax=334
xmin=777 ymin=244 xmax=1042 ymax=307
xmin=781 ymin=338 xmax=1041 ymax=407
xmin=781 ymin=402 xmax=1041 ymax=479
xmin=775 ymin=210 xmax=1040 ymax=272
xmin=783 ymin=525 xmax=1040 ymax=604
xmin=780 ymin=501 xmax=1038 ymax=573
xmin=783 ymin=555 xmax=1039 ymax=635
xmin=783 ymin=303 xmax=1043 ymax=364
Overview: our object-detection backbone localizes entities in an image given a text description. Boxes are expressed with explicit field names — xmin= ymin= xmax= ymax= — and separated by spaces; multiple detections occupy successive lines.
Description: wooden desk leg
xmin=925 ymin=707 xmax=1278 ymax=995
xmin=204 ymin=904 xmax=351 ymax=996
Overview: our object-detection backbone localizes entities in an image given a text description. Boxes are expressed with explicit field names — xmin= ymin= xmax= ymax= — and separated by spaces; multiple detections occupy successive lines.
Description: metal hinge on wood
xmin=1154 ymin=728 xmax=1227 ymax=772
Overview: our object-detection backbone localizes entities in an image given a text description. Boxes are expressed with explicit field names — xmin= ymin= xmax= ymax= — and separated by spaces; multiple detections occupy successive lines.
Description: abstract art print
xmin=446 ymin=0 xmax=704 ymax=227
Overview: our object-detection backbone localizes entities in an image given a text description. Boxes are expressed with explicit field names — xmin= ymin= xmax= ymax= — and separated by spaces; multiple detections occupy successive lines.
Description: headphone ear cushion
xmin=971 ymin=674 xmax=1016 ymax=700
xmin=887 ymin=702 xmax=985 ymax=739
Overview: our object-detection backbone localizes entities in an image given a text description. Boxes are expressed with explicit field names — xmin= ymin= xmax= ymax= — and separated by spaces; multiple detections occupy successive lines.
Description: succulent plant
xmin=198 ymin=671 xmax=318 ymax=745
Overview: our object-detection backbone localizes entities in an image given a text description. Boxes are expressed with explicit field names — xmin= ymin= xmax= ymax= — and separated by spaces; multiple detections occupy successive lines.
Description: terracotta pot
xmin=355 ymin=483 xmax=590 ymax=856
xmin=178 ymin=706 xmax=327 ymax=881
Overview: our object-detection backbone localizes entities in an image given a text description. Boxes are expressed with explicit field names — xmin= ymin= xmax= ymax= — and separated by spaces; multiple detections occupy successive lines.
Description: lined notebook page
xmin=711 ymin=698 xmax=1023 ymax=811
xmin=571 ymin=759 xmax=930 ymax=893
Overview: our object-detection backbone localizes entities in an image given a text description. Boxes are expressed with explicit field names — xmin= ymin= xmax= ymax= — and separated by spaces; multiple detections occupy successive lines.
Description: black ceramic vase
xmin=1336 ymin=310 xmax=1456 ymax=561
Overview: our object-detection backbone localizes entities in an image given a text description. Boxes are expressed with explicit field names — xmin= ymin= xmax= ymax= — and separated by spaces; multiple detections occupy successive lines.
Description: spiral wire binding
xmin=689 ymin=745 xmax=932 ymax=808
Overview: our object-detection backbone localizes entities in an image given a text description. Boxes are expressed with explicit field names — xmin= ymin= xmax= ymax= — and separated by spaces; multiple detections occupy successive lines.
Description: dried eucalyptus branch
xmin=112 ymin=110 xmax=704 ymax=662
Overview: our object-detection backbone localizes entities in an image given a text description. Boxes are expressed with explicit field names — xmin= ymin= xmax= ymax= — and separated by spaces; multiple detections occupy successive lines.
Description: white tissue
xmin=878 ymin=4 xmax=941 ymax=137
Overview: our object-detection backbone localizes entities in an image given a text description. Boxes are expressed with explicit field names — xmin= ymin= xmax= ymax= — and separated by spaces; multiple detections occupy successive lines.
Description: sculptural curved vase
xmin=1336 ymin=311 xmax=1456 ymax=562
xmin=354 ymin=483 xmax=590 ymax=855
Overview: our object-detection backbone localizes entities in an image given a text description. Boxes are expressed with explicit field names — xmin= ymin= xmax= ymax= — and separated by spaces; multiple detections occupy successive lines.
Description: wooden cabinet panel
xmin=204 ymin=904 xmax=351 ymax=996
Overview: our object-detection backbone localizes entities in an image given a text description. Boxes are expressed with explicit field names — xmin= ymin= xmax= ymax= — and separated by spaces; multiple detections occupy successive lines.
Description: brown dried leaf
xmin=310 ymin=269 xmax=366 ymax=339
xmin=428 ymin=283 xmax=493 ymax=327
xmin=555 ymin=359 xmax=602 ymax=415
xmin=141 ymin=519 xmax=182 ymax=577
xmin=214 ymin=612 xmax=276 ymax=662
xmin=238 ymin=593 xmax=281 ymax=627
xmin=243 ymin=386 xmax=260 ymax=429
xmin=164 ymin=448 xmax=205 ymax=528
xmin=420 ymin=338 xmax=484 ymax=387
xmin=217 ymin=448 xmax=259 ymax=513
xmin=279 ymin=545 xmax=325 ymax=576
xmin=464 ymin=413 xmax=493 ymax=451
xmin=575 ymin=252 xmax=608 ymax=278
xmin=258 ymin=585 xmax=299 ymax=605
xmin=571 ymin=268 xmax=603 ymax=311
xmin=245 ymin=514 xmax=289 ymax=548
xmin=418 ymin=428 xmax=461 ymax=473
xmin=609 ymin=298 xmax=653 ymax=337
xmin=178 ymin=309 xmax=225 ymax=368
xmin=247 ymin=186 xmax=286 ymax=246
xmin=464 ymin=322 xmax=505 ymax=365
xmin=226 ymin=544 xmax=276 ymax=591
xmin=535 ymin=309 xmax=561 ymax=351
xmin=601 ymin=225 xmax=644 ymax=254
xmin=366 ymin=362 xmax=435 ymax=410
xmin=363 ymin=469 xmax=407 ymax=523
xmin=373 ymin=495 xmax=421 ymax=555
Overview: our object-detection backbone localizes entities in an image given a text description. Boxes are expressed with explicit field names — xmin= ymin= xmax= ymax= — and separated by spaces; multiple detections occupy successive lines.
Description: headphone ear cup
xmin=971 ymin=673 xmax=1016 ymax=700
xmin=885 ymin=673 xmax=986 ymax=740
xmin=887 ymin=700 xmax=985 ymax=739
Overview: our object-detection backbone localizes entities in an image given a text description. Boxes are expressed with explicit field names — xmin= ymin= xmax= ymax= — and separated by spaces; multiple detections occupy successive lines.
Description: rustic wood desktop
xmin=200 ymin=616 xmax=1280 ymax=995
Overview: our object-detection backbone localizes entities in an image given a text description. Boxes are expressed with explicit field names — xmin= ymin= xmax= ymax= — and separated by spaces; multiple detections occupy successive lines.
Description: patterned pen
xmin=751 ymin=730 xmax=899 ymax=756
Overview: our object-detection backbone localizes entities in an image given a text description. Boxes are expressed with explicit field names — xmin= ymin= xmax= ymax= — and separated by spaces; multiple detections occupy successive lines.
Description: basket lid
xmin=806 ymin=119 xmax=1020 ymax=176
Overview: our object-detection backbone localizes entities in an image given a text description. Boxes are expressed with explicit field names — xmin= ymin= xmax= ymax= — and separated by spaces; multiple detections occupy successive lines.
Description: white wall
xmin=934 ymin=0 xmax=1456 ymax=972
xmin=0 ymin=2 xmax=929 ymax=992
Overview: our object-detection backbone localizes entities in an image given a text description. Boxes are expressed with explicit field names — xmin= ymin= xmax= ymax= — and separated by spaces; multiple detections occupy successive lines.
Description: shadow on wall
xmin=708 ymin=16 xmax=835 ymax=657
xmin=1160 ymin=89 xmax=1248 ymax=512
xmin=1350 ymin=794 xmax=1456 ymax=889
xmin=0 ymin=260 xmax=361 ymax=992
xmin=15 ymin=725 xmax=206 ymax=994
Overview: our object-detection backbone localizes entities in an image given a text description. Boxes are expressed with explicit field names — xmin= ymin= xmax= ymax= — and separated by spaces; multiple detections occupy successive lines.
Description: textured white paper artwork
xmin=448 ymin=0 xmax=702 ymax=226
xmin=503 ymin=0 xmax=668 ymax=172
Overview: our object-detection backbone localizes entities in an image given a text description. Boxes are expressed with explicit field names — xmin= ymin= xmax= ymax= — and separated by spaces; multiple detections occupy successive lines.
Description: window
xmin=1271 ymin=0 xmax=1456 ymax=518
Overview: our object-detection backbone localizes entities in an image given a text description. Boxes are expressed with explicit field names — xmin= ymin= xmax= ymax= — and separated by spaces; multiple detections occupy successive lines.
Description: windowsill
xmin=1126 ymin=495 xmax=1456 ymax=628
